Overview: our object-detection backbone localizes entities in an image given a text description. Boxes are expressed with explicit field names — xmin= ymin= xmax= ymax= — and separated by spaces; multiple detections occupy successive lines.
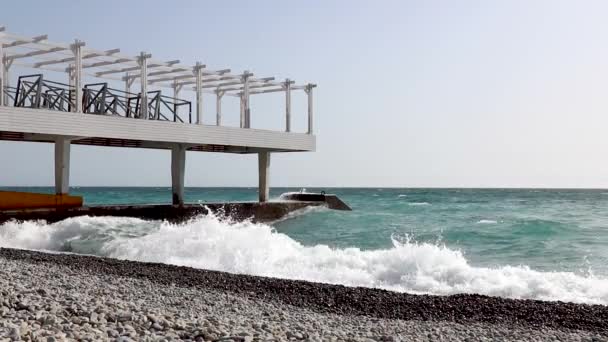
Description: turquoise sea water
xmin=1 ymin=187 xmax=608 ymax=304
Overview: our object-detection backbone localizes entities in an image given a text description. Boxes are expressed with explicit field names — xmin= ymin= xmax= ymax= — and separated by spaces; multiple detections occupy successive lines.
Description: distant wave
xmin=476 ymin=219 xmax=498 ymax=224
xmin=408 ymin=202 xmax=430 ymax=206
xmin=2 ymin=215 xmax=607 ymax=304
xmin=397 ymin=194 xmax=408 ymax=198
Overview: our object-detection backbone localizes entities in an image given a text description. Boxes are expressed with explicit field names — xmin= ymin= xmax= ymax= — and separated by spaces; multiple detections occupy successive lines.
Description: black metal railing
xmin=9 ymin=75 xmax=192 ymax=124
xmin=129 ymin=90 xmax=192 ymax=123
xmin=3 ymin=86 xmax=17 ymax=104
xmin=84 ymin=83 xmax=191 ymax=123
xmin=13 ymin=74 xmax=75 ymax=112
xmin=83 ymin=83 xmax=138 ymax=117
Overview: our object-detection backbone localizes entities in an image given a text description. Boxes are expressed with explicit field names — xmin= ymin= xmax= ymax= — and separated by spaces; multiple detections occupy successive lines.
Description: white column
xmin=54 ymin=137 xmax=71 ymax=195
xmin=194 ymin=62 xmax=204 ymax=125
xmin=305 ymin=84 xmax=316 ymax=134
xmin=70 ymin=40 xmax=85 ymax=113
xmin=138 ymin=52 xmax=150 ymax=119
xmin=284 ymin=79 xmax=292 ymax=132
xmin=171 ymin=145 xmax=186 ymax=205
xmin=258 ymin=151 xmax=271 ymax=202
xmin=215 ymin=89 xmax=223 ymax=126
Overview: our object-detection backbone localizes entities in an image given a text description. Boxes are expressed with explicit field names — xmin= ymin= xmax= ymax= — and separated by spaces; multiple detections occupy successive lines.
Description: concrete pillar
xmin=171 ymin=145 xmax=186 ymax=205
xmin=54 ymin=138 xmax=71 ymax=195
xmin=258 ymin=151 xmax=271 ymax=202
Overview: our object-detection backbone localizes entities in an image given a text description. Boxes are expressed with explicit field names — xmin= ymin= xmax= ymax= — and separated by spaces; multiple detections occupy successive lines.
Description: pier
xmin=0 ymin=27 xmax=317 ymax=209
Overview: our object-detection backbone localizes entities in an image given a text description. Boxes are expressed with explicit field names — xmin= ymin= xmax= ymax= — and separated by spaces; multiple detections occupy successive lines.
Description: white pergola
xmin=0 ymin=26 xmax=316 ymax=133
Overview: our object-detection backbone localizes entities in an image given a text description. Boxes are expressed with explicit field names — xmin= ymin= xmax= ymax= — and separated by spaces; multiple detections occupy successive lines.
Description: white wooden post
xmin=215 ymin=89 xmax=224 ymax=126
xmin=138 ymin=52 xmax=150 ymax=119
xmin=284 ymin=78 xmax=292 ymax=132
xmin=0 ymin=41 xmax=4 ymax=107
xmin=305 ymin=84 xmax=316 ymax=134
xmin=194 ymin=62 xmax=204 ymax=125
xmin=70 ymin=40 xmax=85 ymax=113
xmin=242 ymin=71 xmax=251 ymax=128
xmin=173 ymin=79 xmax=183 ymax=122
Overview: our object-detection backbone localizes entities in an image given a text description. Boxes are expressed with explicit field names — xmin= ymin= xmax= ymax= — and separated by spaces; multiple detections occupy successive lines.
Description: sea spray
xmin=1 ymin=214 xmax=608 ymax=304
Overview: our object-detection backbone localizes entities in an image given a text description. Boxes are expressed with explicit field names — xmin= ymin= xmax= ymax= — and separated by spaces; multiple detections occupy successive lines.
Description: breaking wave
xmin=1 ymin=215 xmax=607 ymax=305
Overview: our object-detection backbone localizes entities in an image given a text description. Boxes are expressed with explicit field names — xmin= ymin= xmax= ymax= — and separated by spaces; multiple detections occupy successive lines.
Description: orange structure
xmin=0 ymin=191 xmax=82 ymax=210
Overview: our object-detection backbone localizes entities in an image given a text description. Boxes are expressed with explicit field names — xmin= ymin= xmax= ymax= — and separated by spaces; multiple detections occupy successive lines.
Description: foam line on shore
xmin=1 ymin=214 xmax=608 ymax=305
xmin=1 ymin=247 xmax=608 ymax=334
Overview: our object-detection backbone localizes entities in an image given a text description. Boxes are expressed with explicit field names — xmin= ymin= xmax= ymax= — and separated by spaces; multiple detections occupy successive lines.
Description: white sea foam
xmin=1 ymin=215 xmax=608 ymax=305
xmin=477 ymin=219 xmax=498 ymax=224
xmin=397 ymin=194 xmax=408 ymax=198
xmin=408 ymin=202 xmax=430 ymax=206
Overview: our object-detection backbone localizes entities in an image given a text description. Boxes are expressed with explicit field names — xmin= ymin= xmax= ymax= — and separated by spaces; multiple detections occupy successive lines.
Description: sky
xmin=2 ymin=0 xmax=608 ymax=188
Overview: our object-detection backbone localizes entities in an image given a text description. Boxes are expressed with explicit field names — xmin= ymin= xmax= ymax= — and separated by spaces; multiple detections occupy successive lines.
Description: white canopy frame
xmin=0 ymin=26 xmax=316 ymax=133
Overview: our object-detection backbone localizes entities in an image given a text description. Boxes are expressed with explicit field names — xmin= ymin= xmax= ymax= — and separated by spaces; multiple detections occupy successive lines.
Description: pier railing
xmin=13 ymin=74 xmax=75 ymax=112
xmin=0 ymin=28 xmax=316 ymax=134
xmin=83 ymin=83 xmax=191 ymax=123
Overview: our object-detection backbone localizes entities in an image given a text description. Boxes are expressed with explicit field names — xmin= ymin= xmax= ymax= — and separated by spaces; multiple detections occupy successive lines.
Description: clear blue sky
xmin=2 ymin=0 xmax=608 ymax=188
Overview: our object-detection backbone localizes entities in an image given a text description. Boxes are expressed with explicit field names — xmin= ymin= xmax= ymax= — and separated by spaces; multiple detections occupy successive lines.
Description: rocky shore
xmin=1 ymin=247 xmax=607 ymax=341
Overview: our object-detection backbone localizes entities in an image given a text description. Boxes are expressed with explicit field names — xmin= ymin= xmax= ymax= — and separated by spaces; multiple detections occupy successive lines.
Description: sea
xmin=1 ymin=187 xmax=608 ymax=305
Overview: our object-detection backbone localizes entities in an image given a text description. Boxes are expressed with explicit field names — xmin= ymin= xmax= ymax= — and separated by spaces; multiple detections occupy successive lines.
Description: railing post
xmin=137 ymin=52 xmax=151 ymax=119
xmin=194 ymin=62 xmax=204 ymax=125
xmin=305 ymin=84 xmax=316 ymax=134
xmin=215 ymin=89 xmax=224 ymax=126
xmin=284 ymin=78 xmax=293 ymax=132
xmin=70 ymin=39 xmax=85 ymax=113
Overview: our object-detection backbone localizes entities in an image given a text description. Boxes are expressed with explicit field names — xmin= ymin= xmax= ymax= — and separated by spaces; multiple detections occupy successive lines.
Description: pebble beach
xmin=1 ymin=248 xmax=607 ymax=341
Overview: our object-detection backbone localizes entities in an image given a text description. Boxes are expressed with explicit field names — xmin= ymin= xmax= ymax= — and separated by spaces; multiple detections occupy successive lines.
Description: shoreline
xmin=1 ymin=247 xmax=607 ymax=336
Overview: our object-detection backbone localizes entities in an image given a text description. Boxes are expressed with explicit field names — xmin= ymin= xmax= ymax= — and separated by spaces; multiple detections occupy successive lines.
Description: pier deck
xmin=0 ymin=27 xmax=317 ymax=206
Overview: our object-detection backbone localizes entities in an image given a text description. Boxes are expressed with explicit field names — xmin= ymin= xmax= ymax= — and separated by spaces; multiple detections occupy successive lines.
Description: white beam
xmin=215 ymin=80 xmax=277 ymax=93
xmin=95 ymin=59 xmax=178 ymax=77
xmin=34 ymin=48 xmax=120 ymax=68
xmin=1 ymin=34 xmax=47 ymax=48
xmin=5 ymin=46 xmax=66 ymax=61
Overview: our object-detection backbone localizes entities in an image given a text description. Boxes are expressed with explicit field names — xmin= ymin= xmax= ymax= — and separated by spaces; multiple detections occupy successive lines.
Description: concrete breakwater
xmin=0 ymin=193 xmax=351 ymax=225
xmin=0 ymin=201 xmax=323 ymax=225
